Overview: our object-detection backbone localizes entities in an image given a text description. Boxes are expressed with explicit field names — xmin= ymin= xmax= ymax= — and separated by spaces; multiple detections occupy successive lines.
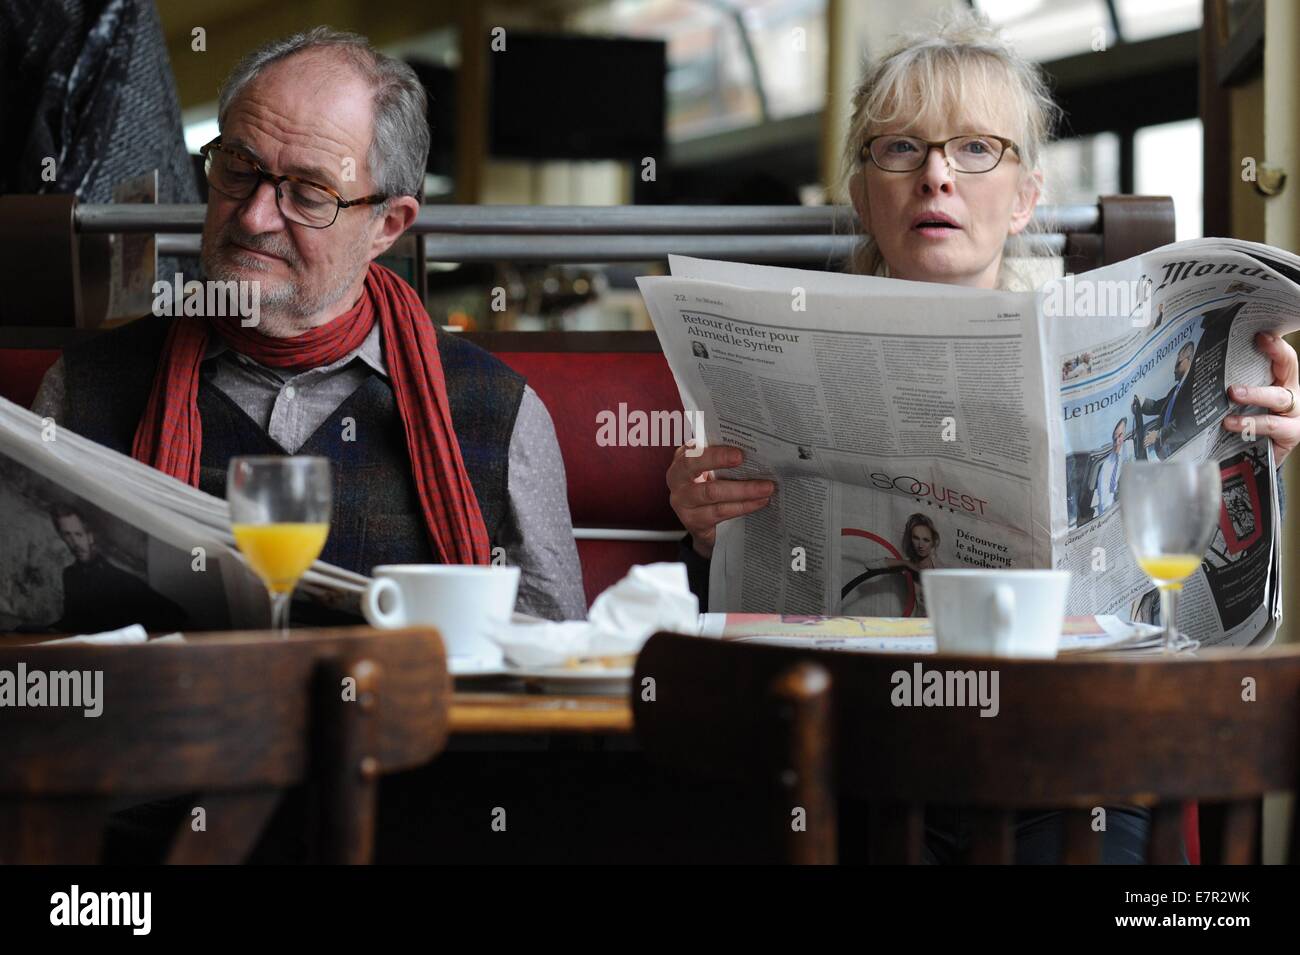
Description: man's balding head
xmin=200 ymin=28 xmax=426 ymax=337
xmin=217 ymin=28 xmax=429 ymax=200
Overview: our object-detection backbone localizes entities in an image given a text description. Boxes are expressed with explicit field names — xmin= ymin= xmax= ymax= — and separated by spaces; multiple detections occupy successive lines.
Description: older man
xmin=31 ymin=27 xmax=585 ymax=621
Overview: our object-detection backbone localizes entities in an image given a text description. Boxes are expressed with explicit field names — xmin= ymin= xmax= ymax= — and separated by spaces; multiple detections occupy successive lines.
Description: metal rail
xmin=153 ymin=231 xmax=1067 ymax=262
xmin=88 ymin=203 xmax=1091 ymax=263
xmin=77 ymin=202 xmax=1100 ymax=235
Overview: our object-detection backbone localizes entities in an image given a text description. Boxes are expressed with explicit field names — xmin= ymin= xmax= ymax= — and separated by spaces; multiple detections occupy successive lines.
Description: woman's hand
xmin=667 ymin=444 xmax=775 ymax=559
xmin=1222 ymin=332 xmax=1300 ymax=466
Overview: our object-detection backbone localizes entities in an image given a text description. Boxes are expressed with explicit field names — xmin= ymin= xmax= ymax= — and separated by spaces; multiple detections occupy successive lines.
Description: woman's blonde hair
xmin=839 ymin=8 xmax=1061 ymax=288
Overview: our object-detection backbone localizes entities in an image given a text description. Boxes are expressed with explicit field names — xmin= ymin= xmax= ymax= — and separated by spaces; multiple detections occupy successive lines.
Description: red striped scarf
xmin=131 ymin=263 xmax=490 ymax=565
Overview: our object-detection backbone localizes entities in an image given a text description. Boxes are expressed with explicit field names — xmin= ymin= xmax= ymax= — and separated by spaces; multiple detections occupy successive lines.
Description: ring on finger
xmin=1285 ymin=387 xmax=1298 ymax=416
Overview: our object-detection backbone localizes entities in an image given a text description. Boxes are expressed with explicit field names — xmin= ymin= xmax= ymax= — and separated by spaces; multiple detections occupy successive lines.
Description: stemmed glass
xmin=1119 ymin=461 xmax=1222 ymax=653
xmin=227 ymin=456 xmax=332 ymax=635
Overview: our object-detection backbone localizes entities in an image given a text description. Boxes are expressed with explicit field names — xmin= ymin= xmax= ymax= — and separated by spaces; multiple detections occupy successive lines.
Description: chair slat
xmin=1147 ymin=803 xmax=1185 ymax=864
xmin=1220 ymin=798 xmax=1260 ymax=865
xmin=966 ymin=809 xmax=1015 ymax=864
xmin=315 ymin=656 xmax=383 ymax=865
xmin=164 ymin=789 xmax=284 ymax=864
xmin=868 ymin=803 xmax=925 ymax=864
xmin=1197 ymin=801 xmax=1226 ymax=864
xmin=769 ymin=662 xmax=836 ymax=865
xmin=1060 ymin=808 xmax=1102 ymax=865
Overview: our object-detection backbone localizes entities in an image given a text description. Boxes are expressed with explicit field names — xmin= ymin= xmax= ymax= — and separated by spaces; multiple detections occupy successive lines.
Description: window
xmin=975 ymin=0 xmax=1113 ymax=62
xmin=1040 ymin=132 xmax=1120 ymax=207
xmin=1135 ymin=118 xmax=1203 ymax=240
xmin=978 ymin=0 xmax=1201 ymax=57
xmin=575 ymin=0 xmax=827 ymax=140
xmin=1114 ymin=0 xmax=1201 ymax=42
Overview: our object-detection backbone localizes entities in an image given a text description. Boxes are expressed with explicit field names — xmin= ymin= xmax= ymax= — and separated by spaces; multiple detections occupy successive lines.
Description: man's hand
xmin=667 ymin=444 xmax=775 ymax=559
xmin=1223 ymin=332 xmax=1300 ymax=466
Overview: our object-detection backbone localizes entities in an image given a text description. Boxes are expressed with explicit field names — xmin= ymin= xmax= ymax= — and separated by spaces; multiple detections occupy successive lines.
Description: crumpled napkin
xmin=491 ymin=563 xmax=699 ymax=667
xmin=43 ymin=625 xmax=184 ymax=645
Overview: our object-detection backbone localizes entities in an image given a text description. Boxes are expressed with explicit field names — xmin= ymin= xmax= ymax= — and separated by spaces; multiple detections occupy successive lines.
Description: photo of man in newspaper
xmin=1072 ymin=414 xmax=1134 ymax=528
xmin=1130 ymin=302 xmax=1240 ymax=460
xmin=0 ymin=454 xmax=193 ymax=634
xmin=1132 ymin=340 xmax=1197 ymax=459
xmin=1065 ymin=408 xmax=1135 ymax=529
xmin=49 ymin=504 xmax=189 ymax=635
xmin=0 ymin=446 xmax=236 ymax=634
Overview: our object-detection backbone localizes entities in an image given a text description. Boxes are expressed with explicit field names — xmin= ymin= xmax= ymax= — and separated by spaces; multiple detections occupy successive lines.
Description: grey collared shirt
xmin=32 ymin=327 xmax=587 ymax=622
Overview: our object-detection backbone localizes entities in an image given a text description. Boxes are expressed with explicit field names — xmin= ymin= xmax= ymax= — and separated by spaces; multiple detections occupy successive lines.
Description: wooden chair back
xmin=0 ymin=626 xmax=450 ymax=864
xmin=633 ymin=633 xmax=1300 ymax=864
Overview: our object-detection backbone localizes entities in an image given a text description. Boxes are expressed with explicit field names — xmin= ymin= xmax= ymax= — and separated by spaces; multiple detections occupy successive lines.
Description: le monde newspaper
xmin=638 ymin=238 xmax=1300 ymax=648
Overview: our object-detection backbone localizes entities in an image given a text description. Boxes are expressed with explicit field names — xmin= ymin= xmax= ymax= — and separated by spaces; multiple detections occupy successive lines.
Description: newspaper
xmin=637 ymin=238 xmax=1300 ymax=648
xmin=0 ymin=396 xmax=368 ymax=633
xmin=696 ymin=613 xmax=1166 ymax=654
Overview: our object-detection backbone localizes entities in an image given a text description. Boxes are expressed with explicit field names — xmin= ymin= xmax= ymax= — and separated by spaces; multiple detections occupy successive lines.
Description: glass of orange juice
xmin=1119 ymin=460 xmax=1221 ymax=654
xmin=228 ymin=456 xmax=332 ymax=635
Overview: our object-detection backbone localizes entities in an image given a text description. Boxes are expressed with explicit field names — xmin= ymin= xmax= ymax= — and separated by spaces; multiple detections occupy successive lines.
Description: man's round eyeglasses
xmin=861 ymin=134 xmax=1021 ymax=174
xmin=199 ymin=137 xmax=388 ymax=229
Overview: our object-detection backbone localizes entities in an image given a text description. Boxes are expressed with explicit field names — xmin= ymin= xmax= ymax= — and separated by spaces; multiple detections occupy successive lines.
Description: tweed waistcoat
xmin=60 ymin=315 xmax=525 ymax=575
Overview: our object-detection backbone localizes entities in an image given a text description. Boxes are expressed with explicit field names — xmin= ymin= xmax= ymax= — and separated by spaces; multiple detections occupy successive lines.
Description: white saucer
xmin=508 ymin=665 xmax=634 ymax=695
xmin=448 ymin=655 xmax=508 ymax=677
xmin=446 ymin=656 xmax=634 ymax=692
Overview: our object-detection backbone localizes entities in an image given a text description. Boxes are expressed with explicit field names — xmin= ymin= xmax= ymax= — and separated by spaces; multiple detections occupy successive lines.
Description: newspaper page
xmin=1042 ymin=239 xmax=1300 ymax=646
xmin=638 ymin=257 xmax=1053 ymax=618
xmin=638 ymin=239 xmax=1300 ymax=647
xmin=0 ymin=395 xmax=367 ymax=633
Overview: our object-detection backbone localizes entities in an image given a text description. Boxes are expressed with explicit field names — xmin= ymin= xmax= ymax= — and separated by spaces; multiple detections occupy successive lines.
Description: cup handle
xmin=363 ymin=577 xmax=405 ymax=629
xmin=989 ymin=585 xmax=1015 ymax=654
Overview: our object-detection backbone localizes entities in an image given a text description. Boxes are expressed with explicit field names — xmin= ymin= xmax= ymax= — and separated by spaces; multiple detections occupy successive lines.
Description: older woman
xmin=666 ymin=10 xmax=1298 ymax=864
xmin=670 ymin=12 xmax=1298 ymax=568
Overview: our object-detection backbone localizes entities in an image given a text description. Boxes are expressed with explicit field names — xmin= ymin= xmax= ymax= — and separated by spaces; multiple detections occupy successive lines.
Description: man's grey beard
xmin=200 ymin=226 xmax=371 ymax=336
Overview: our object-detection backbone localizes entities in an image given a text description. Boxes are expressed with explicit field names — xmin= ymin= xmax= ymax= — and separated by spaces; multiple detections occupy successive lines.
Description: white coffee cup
xmin=363 ymin=564 xmax=519 ymax=665
xmin=921 ymin=569 xmax=1071 ymax=658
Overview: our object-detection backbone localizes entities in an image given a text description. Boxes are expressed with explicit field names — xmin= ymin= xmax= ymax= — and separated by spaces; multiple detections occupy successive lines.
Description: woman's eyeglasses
xmin=199 ymin=137 xmax=388 ymax=229
xmin=861 ymin=134 xmax=1021 ymax=174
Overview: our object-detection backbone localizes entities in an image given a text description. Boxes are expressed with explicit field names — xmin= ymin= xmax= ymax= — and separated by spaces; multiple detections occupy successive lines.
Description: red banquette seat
xmin=493 ymin=338 xmax=685 ymax=605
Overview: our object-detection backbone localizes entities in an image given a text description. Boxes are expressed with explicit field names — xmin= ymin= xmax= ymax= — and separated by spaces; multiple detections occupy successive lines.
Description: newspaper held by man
xmin=637 ymin=238 xmax=1300 ymax=648
xmin=0 ymin=396 xmax=367 ymax=633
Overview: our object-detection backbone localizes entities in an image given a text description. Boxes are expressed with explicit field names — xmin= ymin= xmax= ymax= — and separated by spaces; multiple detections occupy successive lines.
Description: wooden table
xmin=450 ymin=688 xmax=632 ymax=734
